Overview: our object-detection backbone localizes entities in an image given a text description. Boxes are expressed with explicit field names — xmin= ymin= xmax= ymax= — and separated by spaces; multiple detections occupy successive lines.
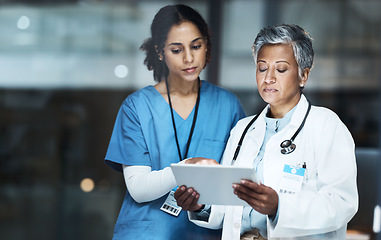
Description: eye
xmin=171 ymin=48 xmax=182 ymax=54
xmin=257 ymin=62 xmax=267 ymax=72
xmin=277 ymin=69 xmax=287 ymax=73
xmin=192 ymin=44 xmax=202 ymax=50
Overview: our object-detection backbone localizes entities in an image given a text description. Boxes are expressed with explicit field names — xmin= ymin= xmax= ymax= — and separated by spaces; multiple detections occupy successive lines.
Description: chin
xmin=260 ymin=93 xmax=276 ymax=104
xmin=183 ymin=74 xmax=200 ymax=82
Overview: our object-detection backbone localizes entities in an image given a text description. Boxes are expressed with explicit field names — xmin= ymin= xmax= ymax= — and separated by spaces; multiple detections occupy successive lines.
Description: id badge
xmin=279 ymin=164 xmax=305 ymax=194
xmin=160 ymin=189 xmax=182 ymax=217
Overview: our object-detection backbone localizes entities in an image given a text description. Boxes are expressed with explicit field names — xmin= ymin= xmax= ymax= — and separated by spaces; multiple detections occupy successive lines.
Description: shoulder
xmin=237 ymin=115 xmax=257 ymax=126
xmin=202 ymin=80 xmax=239 ymax=100
xmin=306 ymin=105 xmax=355 ymax=152
xmin=307 ymin=105 xmax=352 ymax=137
xmin=231 ymin=115 xmax=257 ymax=133
xmin=309 ymin=105 xmax=342 ymax=124
xmin=117 ymin=86 xmax=158 ymax=118
xmin=202 ymin=81 xmax=246 ymax=119
xmin=122 ymin=86 xmax=156 ymax=106
xmin=125 ymin=86 xmax=155 ymax=101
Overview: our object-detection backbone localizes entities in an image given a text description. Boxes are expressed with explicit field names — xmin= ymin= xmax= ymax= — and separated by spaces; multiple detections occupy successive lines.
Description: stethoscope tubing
xmin=231 ymin=99 xmax=311 ymax=165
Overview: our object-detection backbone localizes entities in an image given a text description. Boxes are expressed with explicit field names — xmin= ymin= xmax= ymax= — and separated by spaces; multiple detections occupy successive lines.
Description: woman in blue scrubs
xmin=105 ymin=4 xmax=246 ymax=240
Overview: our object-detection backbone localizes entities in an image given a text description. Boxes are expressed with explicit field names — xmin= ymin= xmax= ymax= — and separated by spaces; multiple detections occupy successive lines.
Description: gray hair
xmin=252 ymin=24 xmax=314 ymax=78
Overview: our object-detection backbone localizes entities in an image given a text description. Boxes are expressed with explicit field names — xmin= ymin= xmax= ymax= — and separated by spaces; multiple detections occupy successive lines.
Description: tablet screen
xmin=171 ymin=164 xmax=258 ymax=206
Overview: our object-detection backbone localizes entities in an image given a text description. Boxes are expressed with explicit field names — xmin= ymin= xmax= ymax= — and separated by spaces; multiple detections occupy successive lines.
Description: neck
xmin=166 ymin=77 xmax=199 ymax=96
xmin=268 ymin=106 xmax=290 ymax=119
xmin=269 ymin=96 xmax=301 ymax=119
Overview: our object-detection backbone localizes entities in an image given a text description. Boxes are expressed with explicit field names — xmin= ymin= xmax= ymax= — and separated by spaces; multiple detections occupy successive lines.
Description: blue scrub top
xmin=105 ymin=80 xmax=246 ymax=240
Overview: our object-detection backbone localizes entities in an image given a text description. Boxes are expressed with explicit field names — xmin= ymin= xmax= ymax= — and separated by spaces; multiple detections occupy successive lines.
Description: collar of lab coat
xmin=239 ymin=94 xmax=310 ymax=162
xmin=250 ymin=94 xmax=309 ymax=133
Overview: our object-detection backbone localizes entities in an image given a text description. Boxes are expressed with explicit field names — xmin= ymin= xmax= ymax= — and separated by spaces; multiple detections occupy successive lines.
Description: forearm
xmin=123 ymin=165 xmax=177 ymax=203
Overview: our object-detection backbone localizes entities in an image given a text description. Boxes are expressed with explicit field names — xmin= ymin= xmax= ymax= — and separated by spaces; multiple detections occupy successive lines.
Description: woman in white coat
xmin=174 ymin=24 xmax=358 ymax=239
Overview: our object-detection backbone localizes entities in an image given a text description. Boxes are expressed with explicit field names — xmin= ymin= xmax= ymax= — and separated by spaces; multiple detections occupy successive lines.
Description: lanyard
xmin=166 ymin=78 xmax=201 ymax=161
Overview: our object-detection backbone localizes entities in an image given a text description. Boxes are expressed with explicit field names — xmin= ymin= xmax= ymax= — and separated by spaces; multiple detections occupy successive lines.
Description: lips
xmin=264 ymin=88 xmax=278 ymax=92
xmin=183 ymin=67 xmax=197 ymax=73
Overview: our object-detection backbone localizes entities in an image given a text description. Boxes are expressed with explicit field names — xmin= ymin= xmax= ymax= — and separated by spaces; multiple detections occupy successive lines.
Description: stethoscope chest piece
xmin=280 ymin=140 xmax=296 ymax=154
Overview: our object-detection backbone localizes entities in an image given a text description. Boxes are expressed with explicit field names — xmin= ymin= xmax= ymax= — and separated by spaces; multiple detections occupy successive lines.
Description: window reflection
xmin=0 ymin=1 xmax=380 ymax=239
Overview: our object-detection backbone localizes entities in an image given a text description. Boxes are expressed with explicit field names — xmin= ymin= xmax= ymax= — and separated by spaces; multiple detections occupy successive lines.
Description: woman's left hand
xmin=233 ymin=180 xmax=278 ymax=215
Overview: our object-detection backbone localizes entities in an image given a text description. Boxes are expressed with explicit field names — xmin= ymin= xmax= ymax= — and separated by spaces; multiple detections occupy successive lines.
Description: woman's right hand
xmin=175 ymin=157 xmax=219 ymax=211
xmin=174 ymin=185 xmax=203 ymax=211
xmin=184 ymin=157 xmax=219 ymax=165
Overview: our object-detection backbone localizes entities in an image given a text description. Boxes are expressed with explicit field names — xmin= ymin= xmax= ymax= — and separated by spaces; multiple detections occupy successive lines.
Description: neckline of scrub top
xmin=148 ymin=80 xmax=206 ymax=121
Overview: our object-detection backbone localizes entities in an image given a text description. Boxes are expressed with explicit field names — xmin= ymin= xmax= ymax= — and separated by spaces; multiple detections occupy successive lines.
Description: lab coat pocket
xmin=303 ymin=167 xmax=318 ymax=191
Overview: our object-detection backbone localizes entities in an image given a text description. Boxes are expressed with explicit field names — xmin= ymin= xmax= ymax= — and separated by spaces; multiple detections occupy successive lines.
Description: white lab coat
xmin=189 ymin=95 xmax=358 ymax=239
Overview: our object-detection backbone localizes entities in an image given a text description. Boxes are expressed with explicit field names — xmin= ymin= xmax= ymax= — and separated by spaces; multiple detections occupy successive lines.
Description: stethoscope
xmin=231 ymin=99 xmax=311 ymax=165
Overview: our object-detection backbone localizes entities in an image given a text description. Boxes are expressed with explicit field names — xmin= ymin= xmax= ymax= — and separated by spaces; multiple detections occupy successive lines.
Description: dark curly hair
xmin=140 ymin=4 xmax=212 ymax=82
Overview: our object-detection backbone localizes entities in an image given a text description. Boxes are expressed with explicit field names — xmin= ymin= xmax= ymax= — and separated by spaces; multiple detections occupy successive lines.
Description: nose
xmin=183 ymin=49 xmax=194 ymax=63
xmin=264 ymin=68 xmax=276 ymax=84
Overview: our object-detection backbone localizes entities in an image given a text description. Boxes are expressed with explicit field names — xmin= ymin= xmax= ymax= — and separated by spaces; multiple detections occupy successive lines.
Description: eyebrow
xmin=167 ymin=37 xmax=203 ymax=47
xmin=276 ymin=60 xmax=290 ymax=65
xmin=257 ymin=60 xmax=290 ymax=65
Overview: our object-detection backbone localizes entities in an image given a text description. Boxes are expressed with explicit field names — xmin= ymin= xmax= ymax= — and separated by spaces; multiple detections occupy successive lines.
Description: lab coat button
xmin=234 ymin=222 xmax=240 ymax=229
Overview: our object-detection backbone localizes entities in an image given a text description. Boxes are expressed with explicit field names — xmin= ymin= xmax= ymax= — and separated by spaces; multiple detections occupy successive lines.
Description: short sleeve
xmin=105 ymin=98 xmax=151 ymax=172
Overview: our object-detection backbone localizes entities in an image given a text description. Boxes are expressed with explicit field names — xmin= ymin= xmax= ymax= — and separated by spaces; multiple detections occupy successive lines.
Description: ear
xmin=155 ymin=45 xmax=163 ymax=61
xmin=300 ymin=68 xmax=310 ymax=87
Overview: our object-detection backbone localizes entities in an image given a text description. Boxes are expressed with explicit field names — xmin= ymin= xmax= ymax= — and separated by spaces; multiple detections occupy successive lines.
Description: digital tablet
xmin=170 ymin=164 xmax=258 ymax=206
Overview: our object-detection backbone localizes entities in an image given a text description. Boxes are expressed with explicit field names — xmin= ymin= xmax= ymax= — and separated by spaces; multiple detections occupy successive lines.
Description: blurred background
xmin=0 ymin=0 xmax=380 ymax=239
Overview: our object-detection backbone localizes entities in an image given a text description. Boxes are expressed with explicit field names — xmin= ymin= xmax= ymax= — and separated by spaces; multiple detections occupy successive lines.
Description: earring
xmin=300 ymin=83 xmax=304 ymax=87
xmin=158 ymin=56 xmax=163 ymax=61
